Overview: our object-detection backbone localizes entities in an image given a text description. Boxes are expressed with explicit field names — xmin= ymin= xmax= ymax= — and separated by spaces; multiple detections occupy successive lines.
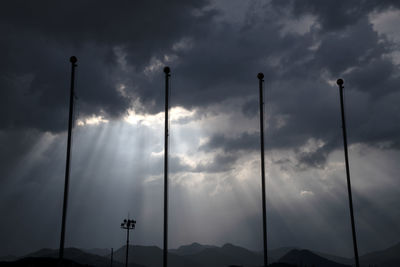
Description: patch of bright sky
xmin=124 ymin=108 xmax=163 ymax=127
xmin=124 ymin=106 xmax=195 ymax=127
xmin=76 ymin=115 xmax=109 ymax=126
xmin=370 ymin=8 xmax=400 ymax=65
xmin=370 ymin=9 xmax=400 ymax=42
xmin=298 ymin=138 xmax=325 ymax=154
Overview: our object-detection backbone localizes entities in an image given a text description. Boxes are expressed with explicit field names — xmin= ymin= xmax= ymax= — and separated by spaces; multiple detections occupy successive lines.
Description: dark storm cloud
xmin=0 ymin=0 xmax=215 ymax=132
xmin=271 ymin=0 xmax=400 ymax=31
xmin=194 ymin=153 xmax=238 ymax=173
xmin=2 ymin=0 xmax=400 ymax=155
xmin=294 ymin=145 xmax=332 ymax=170
xmin=200 ymin=129 xmax=337 ymax=170
xmin=195 ymin=1 xmax=400 ymax=168
xmin=199 ymin=132 xmax=259 ymax=153
xmin=0 ymin=0 xmax=214 ymax=63
xmin=149 ymin=154 xmax=193 ymax=175
xmin=311 ymin=18 xmax=388 ymax=77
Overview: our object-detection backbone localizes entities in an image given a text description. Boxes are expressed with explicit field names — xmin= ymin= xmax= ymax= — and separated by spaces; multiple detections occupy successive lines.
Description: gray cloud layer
xmin=0 ymin=0 xmax=215 ymax=131
xmin=2 ymin=0 xmax=399 ymax=155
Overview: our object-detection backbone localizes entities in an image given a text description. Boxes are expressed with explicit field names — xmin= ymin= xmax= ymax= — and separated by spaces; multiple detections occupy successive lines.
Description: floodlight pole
xmin=59 ymin=56 xmax=77 ymax=260
xmin=121 ymin=219 xmax=136 ymax=267
xmin=163 ymin=66 xmax=170 ymax=267
xmin=110 ymin=248 xmax=113 ymax=267
xmin=126 ymin=227 xmax=130 ymax=267
xmin=258 ymin=73 xmax=268 ymax=267
xmin=337 ymin=79 xmax=360 ymax=267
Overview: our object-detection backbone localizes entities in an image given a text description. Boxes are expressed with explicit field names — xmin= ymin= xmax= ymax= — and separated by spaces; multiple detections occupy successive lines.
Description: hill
xmin=183 ymin=243 xmax=263 ymax=267
xmin=279 ymin=249 xmax=351 ymax=267
xmin=268 ymin=247 xmax=298 ymax=263
xmin=0 ymin=257 xmax=87 ymax=267
xmin=7 ymin=241 xmax=400 ymax=267
xmin=0 ymin=256 xmax=18 ymax=263
xmin=112 ymin=245 xmax=200 ymax=267
xmin=25 ymin=247 xmax=142 ymax=267
xmin=269 ymin=263 xmax=296 ymax=267
xmin=312 ymin=250 xmax=353 ymax=265
xmin=169 ymin=242 xmax=218 ymax=256
xmin=360 ymin=242 xmax=400 ymax=267
xmin=84 ymin=248 xmax=111 ymax=257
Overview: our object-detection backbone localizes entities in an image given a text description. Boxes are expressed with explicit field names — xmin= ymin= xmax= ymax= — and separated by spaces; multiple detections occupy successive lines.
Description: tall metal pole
xmin=257 ymin=73 xmax=268 ymax=267
xmin=110 ymin=248 xmax=113 ymax=267
xmin=59 ymin=56 xmax=78 ymax=260
xmin=121 ymin=219 xmax=135 ymax=267
xmin=126 ymin=228 xmax=130 ymax=267
xmin=163 ymin=66 xmax=170 ymax=267
xmin=337 ymin=79 xmax=360 ymax=267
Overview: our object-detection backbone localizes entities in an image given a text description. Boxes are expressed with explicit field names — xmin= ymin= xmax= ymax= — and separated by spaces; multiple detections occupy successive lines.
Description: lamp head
xmin=257 ymin=73 xmax=264 ymax=80
xmin=70 ymin=56 xmax=77 ymax=64
xmin=337 ymin=78 xmax=344 ymax=86
xmin=164 ymin=66 xmax=170 ymax=74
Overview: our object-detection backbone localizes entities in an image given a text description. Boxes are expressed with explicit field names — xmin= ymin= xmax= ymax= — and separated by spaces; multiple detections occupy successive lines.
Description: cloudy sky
xmin=1 ymin=0 xmax=400 ymax=259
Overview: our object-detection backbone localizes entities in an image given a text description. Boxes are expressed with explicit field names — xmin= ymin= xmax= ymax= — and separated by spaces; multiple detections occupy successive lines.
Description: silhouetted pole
xmin=336 ymin=79 xmax=360 ymax=267
xmin=257 ymin=73 xmax=268 ymax=267
xmin=110 ymin=248 xmax=113 ymax=267
xmin=126 ymin=229 xmax=129 ymax=267
xmin=121 ymin=219 xmax=136 ymax=267
xmin=163 ymin=66 xmax=170 ymax=267
xmin=59 ymin=56 xmax=78 ymax=260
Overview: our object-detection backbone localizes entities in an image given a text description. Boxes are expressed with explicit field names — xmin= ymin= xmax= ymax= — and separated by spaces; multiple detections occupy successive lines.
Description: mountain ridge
xmin=278 ymin=249 xmax=351 ymax=267
xmin=359 ymin=242 xmax=400 ymax=267
xmin=6 ymin=241 xmax=400 ymax=267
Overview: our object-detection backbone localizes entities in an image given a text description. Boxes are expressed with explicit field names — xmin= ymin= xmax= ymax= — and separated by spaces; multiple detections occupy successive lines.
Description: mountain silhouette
xmin=0 ymin=255 xmax=18 ymax=262
xmin=111 ymin=243 xmax=263 ymax=267
xmin=267 ymin=247 xmax=299 ymax=263
xmin=359 ymin=242 xmax=400 ymax=267
xmin=84 ymin=248 xmax=111 ymax=257
xmin=312 ymin=250 xmax=353 ymax=266
xmin=269 ymin=263 xmax=297 ymax=267
xmin=279 ymin=249 xmax=351 ymax=267
xmin=181 ymin=243 xmax=263 ymax=267
xmin=24 ymin=247 xmax=142 ymax=267
xmin=169 ymin=242 xmax=218 ymax=256
xmin=0 ymin=257 xmax=88 ymax=266
xmin=4 ymin=242 xmax=400 ymax=267
xmin=112 ymin=245 xmax=201 ymax=267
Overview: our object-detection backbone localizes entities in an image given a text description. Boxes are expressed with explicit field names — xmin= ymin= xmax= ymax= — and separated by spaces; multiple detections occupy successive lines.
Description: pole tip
xmin=70 ymin=56 xmax=78 ymax=64
xmin=257 ymin=72 xmax=264 ymax=80
xmin=337 ymin=78 xmax=344 ymax=86
xmin=164 ymin=66 xmax=171 ymax=74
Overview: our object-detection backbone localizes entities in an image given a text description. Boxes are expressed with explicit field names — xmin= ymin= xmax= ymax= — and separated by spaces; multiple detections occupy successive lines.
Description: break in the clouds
xmin=1 ymin=0 xmax=400 ymax=260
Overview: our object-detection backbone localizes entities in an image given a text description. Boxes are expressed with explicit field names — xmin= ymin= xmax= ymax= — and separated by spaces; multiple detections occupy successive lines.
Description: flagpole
xmin=336 ymin=78 xmax=360 ymax=267
xmin=163 ymin=66 xmax=170 ymax=267
xmin=59 ymin=56 xmax=77 ymax=260
xmin=258 ymin=73 xmax=268 ymax=267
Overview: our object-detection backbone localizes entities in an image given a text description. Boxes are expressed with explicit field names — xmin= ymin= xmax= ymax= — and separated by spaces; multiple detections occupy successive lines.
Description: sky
xmin=1 ymin=0 xmax=400 ymax=259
